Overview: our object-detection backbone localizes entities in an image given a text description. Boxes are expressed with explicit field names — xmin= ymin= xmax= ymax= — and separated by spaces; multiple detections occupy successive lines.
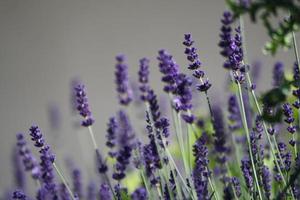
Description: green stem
xmin=53 ymin=162 xmax=76 ymax=200
xmin=207 ymin=169 xmax=220 ymax=200
xmin=87 ymin=126 xmax=115 ymax=199
xmin=236 ymin=82 xmax=263 ymax=200
xmin=292 ymin=29 xmax=299 ymax=156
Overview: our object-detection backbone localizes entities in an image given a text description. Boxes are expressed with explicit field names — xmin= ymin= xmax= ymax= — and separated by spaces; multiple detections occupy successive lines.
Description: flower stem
xmin=236 ymin=82 xmax=263 ymax=200
xmin=86 ymin=126 xmax=115 ymax=199
xmin=53 ymin=162 xmax=76 ymax=200
xmin=292 ymin=29 xmax=299 ymax=156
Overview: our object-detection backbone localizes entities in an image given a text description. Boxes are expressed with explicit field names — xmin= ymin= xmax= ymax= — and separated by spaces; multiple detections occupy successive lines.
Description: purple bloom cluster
xmin=74 ymin=84 xmax=95 ymax=127
xmin=227 ymin=95 xmax=242 ymax=131
xmin=138 ymin=57 xmax=150 ymax=101
xmin=112 ymin=110 xmax=135 ymax=181
xmin=193 ymin=136 xmax=210 ymax=200
xmin=274 ymin=142 xmax=292 ymax=182
xmin=261 ymin=165 xmax=271 ymax=199
xmin=183 ymin=33 xmax=211 ymax=92
xmin=282 ymin=103 xmax=296 ymax=146
xmin=219 ymin=12 xmax=245 ymax=83
xmin=87 ymin=182 xmax=97 ymax=200
xmin=219 ymin=11 xmax=234 ymax=61
xmin=250 ymin=116 xmax=263 ymax=158
xmin=12 ymin=190 xmax=27 ymax=200
xmin=106 ymin=117 xmax=118 ymax=157
xmin=29 ymin=125 xmax=58 ymax=199
xmin=115 ymin=54 xmax=132 ymax=106
xmin=212 ymin=106 xmax=228 ymax=159
xmin=273 ymin=62 xmax=284 ymax=87
xmin=99 ymin=184 xmax=112 ymax=200
xmin=157 ymin=49 xmax=179 ymax=93
xmin=231 ymin=177 xmax=241 ymax=197
xmin=16 ymin=133 xmax=40 ymax=180
xmin=131 ymin=187 xmax=147 ymax=200
xmin=292 ymin=62 xmax=300 ymax=109
xmin=241 ymin=159 xmax=253 ymax=193
xmin=29 ymin=125 xmax=45 ymax=147
xmin=157 ymin=49 xmax=195 ymax=123
xmin=72 ymin=169 xmax=83 ymax=198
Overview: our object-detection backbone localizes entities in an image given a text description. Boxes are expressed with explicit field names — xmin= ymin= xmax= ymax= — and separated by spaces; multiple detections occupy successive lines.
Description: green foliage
xmin=227 ymin=0 xmax=300 ymax=55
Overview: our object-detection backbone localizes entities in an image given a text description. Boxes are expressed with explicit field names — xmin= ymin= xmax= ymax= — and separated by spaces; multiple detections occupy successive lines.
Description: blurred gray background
xmin=0 ymin=0 xmax=298 ymax=194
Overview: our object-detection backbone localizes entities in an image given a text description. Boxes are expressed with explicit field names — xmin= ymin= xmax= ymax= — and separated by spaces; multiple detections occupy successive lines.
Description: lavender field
xmin=1 ymin=0 xmax=300 ymax=200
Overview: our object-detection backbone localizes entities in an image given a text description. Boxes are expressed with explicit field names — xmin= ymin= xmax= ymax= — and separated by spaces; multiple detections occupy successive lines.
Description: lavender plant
xmin=4 ymin=1 xmax=300 ymax=200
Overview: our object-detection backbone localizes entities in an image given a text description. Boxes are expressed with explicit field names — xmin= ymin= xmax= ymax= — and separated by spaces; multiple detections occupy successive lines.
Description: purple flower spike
xmin=115 ymin=54 xmax=132 ymax=106
xmin=106 ymin=117 xmax=118 ymax=158
xmin=12 ymin=190 xmax=27 ymax=200
xmin=99 ymin=183 xmax=112 ymax=200
xmin=16 ymin=133 xmax=40 ymax=180
xmin=282 ymin=103 xmax=297 ymax=145
xmin=131 ymin=187 xmax=147 ymax=200
xmin=262 ymin=165 xmax=271 ymax=199
xmin=183 ymin=33 xmax=211 ymax=92
xmin=29 ymin=125 xmax=45 ymax=147
xmin=228 ymin=95 xmax=242 ymax=131
xmin=273 ymin=62 xmax=284 ymax=87
xmin=138 ymin=57 xmax=150 ymax=101
xmin=74 ymin=84 xmax=95 ymax=127
xmin=157 ymin=49 xmax=179 ymax=93
xmin=112 ymin=110 xmax=135 ymax=181
xmin=72 ymin=169 xmax=83 ymax=198
xmin=39 ymin=146 xmax=57 ymax=196
xmin=231 ymin=177 xmax=241 ymax=197
xmin=219 ymin=11 xmax=234 ymax=59
xmin=193 ymin=135 xmax=210 ymax=200
xmin=87 ymin=182 xmax=97 ymax=200
xmin=241 ymin=158 xmax=253 ymax=193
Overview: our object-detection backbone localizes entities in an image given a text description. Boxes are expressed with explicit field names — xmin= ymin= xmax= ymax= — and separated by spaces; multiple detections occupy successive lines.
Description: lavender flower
xmin=74 ymin=84 xmax=95 ymax=127
xmin=112 ymin=110 xmax=135 ymax=181
xmin=47 ymin=103 xmax=62 ymax=130
xmin=39 ymin=146 xmax=57 ymax=197
xmin=131 ymin=187 xmax=147 ymax=200
xmin=282 ymin=103 xmax=296 ymax=146
xmin=72 ymin=169 xmax=83 ymax=198
xmin=29 ymin=125 xmax=58 ymax=198
xmin=175 ymin=73 xmax=193 ymax=112
xmin=250 ymin=116 xmax=263 ymax=157
xmin=241 ymin=159 xmax=253 ymax=193
xmin=138 ymin=57 xmax=150 ymax=101
xmin=115 ymin=54 xmax=132 ymax=106
xmin=212 ymin=105 xmax=228 ymax=161
xmin=219 ymin=11 xmax=234 ymax=60
xmin=87 ymin=182 xmax=97 ymax=200
xmin=274 ymin=142 xmax=292 ymax=182
xmin=261 ymin=165 xmax=271 ymax=199
xmin=106 ymin=117 xmax=118 ymax=158
xmin=193 ymin=135 xmax=210 ymax=200
xmin=273 ymin=62 xmax=284 ymax=87
xmin=157 ymin=49 xmax=179 ymax=93
xmin=227 ymin=95 xmax=242 ymax=131
xmin=29 ymin=125 xmax=45 ymax=147
xmin=99 ymin=184 xmax=112 ymax=200
xmin=12 ymin=147 xmax=26 ymax=190
xmin=183 ymin=33 xmax=211 ymax=92
xmin=16 ymin=133 xmax=40 ymax=180
xmin=12 ymin=190 xmax=27 ymax=200
xmin=292 ymin=62 xmax=300 ymax=109
xmin=231 ymin=177 xmax=241 ymax=197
